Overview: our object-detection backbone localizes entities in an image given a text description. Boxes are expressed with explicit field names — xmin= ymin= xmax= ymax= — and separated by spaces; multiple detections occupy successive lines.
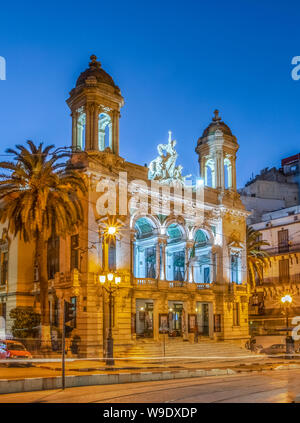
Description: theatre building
xmin=0 ymin=56 xmax=250 ymax=355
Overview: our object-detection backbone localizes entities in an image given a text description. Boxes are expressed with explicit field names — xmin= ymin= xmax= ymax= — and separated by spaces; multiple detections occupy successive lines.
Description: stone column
xmin=156 ymin=240 xmax=160 ymax=279
xmin=159 ymin=239 xmax=167 ymax=281
xmin=130 ymin=231 xmax=136 ymax=279
xmin=71 ymin=111 xmax=78 ymax=149
xmin=232 ymin=156 xmax=237 ymax=191
xmin=93 ymin=105 xmax=99 ymax=150
xmin=112 ymin=110 xmax=120 ymax=155
xmin=185 ymin=241 xmax=194 ymax=282
xmin=185 ymin=244 xmax=189 ymax=282
xmin=85 ymin=104 xmax=92 ymax=151
xmin=216 ymin=150 xmax=223 ymax=189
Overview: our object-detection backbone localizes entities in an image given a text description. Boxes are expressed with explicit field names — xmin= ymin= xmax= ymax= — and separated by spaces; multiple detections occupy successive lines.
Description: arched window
xmin=134 ymin=217 xmax=157 ymax=278
xmin=77 ymin=112 xmax=86 ymax=150
xmin=99 ymin=113 xmax=112 ymax=151
xmin=205 ymin=159 xmax=215 ymax=188
xmin=224 ymin=157 xmax=232 ymax=189
xmin=108 ymin=240 xmax=116 ymax=271
xmin=192 ymin=229 xmax=211 ymax=284
xmin=166 ymin=223 xmax=185 ymax=282
xmin=194 ymin=229 xmax=209 ymax=247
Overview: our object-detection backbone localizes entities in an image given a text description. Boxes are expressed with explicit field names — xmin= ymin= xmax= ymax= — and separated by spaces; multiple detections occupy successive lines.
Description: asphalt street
xmin=1 ymin=369 xmax=300 ymax=403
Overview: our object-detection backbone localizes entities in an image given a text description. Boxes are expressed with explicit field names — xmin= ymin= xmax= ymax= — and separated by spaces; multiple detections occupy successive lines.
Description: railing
xmin=261 ymin=274 xmax=300 ymax=285
xmin=262 ymin=243 xmax=300 ymax=255
xmin=228 ymin=283 xmax=248 ymax=294
xmin=195 ymin=283 xmax=211 ymax=289
xmin=133 ymin=278 xmax=213 ymax=290
xmin=168 ymin=281 xmax=186 ymax=288
xmin=134 ymin=278 xmax=157 ymax=287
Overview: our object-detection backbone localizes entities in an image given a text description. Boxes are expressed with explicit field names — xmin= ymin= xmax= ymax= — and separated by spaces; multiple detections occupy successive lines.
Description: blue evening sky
xmin=0 ymin=0 xmax=300 ymax=187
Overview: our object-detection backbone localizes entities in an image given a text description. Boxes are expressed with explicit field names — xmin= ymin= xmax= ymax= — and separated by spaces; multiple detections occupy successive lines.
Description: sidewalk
xmin=1 ymin=356 xmax=299 ymax=383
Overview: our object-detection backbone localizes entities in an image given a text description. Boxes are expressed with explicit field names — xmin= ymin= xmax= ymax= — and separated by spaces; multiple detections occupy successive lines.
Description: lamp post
xmin=281 ymin=294 xmax=293 ymax=354
xmin=99 ymin=272 xmax=121 ymax=366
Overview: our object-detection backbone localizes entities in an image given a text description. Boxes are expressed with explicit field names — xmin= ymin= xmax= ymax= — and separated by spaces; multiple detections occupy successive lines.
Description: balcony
xmin=134 ymin=278 xmax=157 ymax=288
xmin=133 ymin=278 xmax=213 ymax=291
xmin=262 ymin=243 xmax=300 ymax=256
xmin=261 ymin=274 xmax=300 ymax=285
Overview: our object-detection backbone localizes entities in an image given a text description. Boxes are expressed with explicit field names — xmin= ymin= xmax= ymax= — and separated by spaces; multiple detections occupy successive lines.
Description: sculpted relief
xmin=148 ymin=131 xmax=191 ymax=184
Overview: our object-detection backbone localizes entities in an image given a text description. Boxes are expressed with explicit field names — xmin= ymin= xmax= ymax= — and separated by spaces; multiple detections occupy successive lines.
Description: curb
xmin=0 ymin=368 xmax=236 ymax=395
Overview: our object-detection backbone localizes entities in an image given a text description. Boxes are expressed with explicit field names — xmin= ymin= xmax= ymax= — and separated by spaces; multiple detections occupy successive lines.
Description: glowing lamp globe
xmin=281 ymin=294 xmax=292 ymax=304
xmin=108 ymin=226 xmax=116 ymax=235
xmin=99 ymin=275 xmax=106 ymax=284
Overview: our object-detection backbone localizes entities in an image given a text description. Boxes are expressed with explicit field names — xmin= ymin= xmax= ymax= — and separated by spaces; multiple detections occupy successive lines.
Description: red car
xmin=0 ymin=340 xmax=32 ymax=359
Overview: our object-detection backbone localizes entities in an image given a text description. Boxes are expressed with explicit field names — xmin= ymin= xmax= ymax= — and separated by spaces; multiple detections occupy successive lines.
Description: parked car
xmin=260 ymin=344 xmax=286 ymax=355
xmin=0 ymin=340 xmax=32 ymax=359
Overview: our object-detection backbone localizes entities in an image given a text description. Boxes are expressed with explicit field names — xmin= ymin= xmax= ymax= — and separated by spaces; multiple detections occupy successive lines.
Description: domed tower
xmin=195 ymin=110 xmax=239 ymax=191
xmin=66 ymin=55 xmax=124 ymax=154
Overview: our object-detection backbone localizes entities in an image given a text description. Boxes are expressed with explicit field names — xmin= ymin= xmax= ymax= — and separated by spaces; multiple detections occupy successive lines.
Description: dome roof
xmin=202 ymin=110 xmax=233 ymax=137
xmin=76 ymin=55 xmax=119 ymax=90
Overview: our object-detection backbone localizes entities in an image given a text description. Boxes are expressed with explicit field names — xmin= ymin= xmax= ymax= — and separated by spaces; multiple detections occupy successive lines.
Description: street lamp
xmin=99 ymin=272 xmax=121 ymax=365
xmin=281 ymin=294 xmax=293 ymax=354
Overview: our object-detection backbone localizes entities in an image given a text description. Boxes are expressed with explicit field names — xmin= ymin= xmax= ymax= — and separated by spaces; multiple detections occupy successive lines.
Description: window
xmin=224 ymin=157 xmax=232 ymax=189
xmin=233 ymin=303 xmax=240 ymax=326
xmin=173 ymin=251 xmax=185 ymax=281
xmin=231 ymin=254 xmax=241 ymax=284
xmin=278 ymin=229 xmax=289 ymax=253
xmin=70 ymin=296 xmax=77 ymax=328
xmin=203 ymin=267 xmax=210 ymax=284
xmin=0 ymin=251 xmax=8 ymax=285
xmin=279 ymin=258 xmax=289 ymax=282
xmin=205 ymin=159 xmax=215 ymax=188
xmin=108 ymin=241 xmax=116 ymax=271
xmin=47 ymin=236 xmax=60 ymax=279
xmin=145 ymin=246 xmax=156 ymax=278
xmin=70 ymin=234 xmax=79 ymax=270
xmin=214 ymin=314 xmax=221 ymax=332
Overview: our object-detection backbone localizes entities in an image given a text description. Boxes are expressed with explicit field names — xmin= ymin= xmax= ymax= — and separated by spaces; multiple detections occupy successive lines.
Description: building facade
xmin=249 ymin=205 xmax=300 ymax=334
xmin=0 ymin=56 xmax=250 ymax=355
xmin=240 ymin=154 xmax=300 ymax=224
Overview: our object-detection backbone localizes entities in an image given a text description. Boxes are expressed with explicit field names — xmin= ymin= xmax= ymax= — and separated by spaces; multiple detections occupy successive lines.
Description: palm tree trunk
xmin=36 ymin=233 xmax=51 ymax=350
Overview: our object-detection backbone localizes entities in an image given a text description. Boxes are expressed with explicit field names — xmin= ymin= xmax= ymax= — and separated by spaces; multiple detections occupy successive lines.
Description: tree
xmin=9 ymin=307 xmax=40 ymax=339
xmin=246 ymin=225 xmax=270 ymax=290
xmin=0 ymin=141 xmax=87 ymax=347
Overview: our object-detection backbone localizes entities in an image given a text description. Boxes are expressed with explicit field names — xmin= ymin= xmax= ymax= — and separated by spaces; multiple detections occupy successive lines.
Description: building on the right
xmin=248 ymin=204 xmax=300 ymax=335
xmin=239 ymin=154 xmax=300 ymax=335
xmin=239 ymin=153 xmax=300 ymax=224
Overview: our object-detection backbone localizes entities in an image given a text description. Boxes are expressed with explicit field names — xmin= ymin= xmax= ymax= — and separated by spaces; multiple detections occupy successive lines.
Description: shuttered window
xmin=279 ymin=258 xmax=289 ymax=282
xmin=278 ymin=229 xmax=289 ymax=253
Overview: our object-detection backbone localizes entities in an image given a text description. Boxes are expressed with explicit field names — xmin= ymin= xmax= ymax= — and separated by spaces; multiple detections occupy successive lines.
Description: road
xmin=1 ymin=370 xmax=300 ymax=403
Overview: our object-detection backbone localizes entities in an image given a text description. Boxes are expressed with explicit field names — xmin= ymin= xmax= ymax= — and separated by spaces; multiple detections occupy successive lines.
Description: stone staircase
xmin=116 ymin=338 xmax=251 ymax=360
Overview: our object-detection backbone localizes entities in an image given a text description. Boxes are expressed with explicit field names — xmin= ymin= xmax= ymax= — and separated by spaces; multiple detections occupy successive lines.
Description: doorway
xmin=136 ymin=299 xmax=154 ymax=338
xmin=196 ymin=302 xmax=211 ymax=336
xmin=168 ymin=302 xmax=183 ymax=337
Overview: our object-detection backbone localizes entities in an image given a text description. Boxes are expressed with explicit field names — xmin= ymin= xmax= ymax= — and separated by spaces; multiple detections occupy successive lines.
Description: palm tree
xmin=0 ymin=141 xmax=87 ymax=346
xmin=246 ymin=225 xmax=270 ymax=290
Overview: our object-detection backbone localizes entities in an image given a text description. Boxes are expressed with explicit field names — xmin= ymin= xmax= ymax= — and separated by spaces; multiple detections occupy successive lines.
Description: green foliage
xmin=247 ymin=226 xmax=270 ymax=290
xmin=9 ymin=307 xmax=40 ymax=338
xmin=0 ymin=141 xmax=87 ymax=242
xmin=0 ymin=141 xmax=87 ymax=333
